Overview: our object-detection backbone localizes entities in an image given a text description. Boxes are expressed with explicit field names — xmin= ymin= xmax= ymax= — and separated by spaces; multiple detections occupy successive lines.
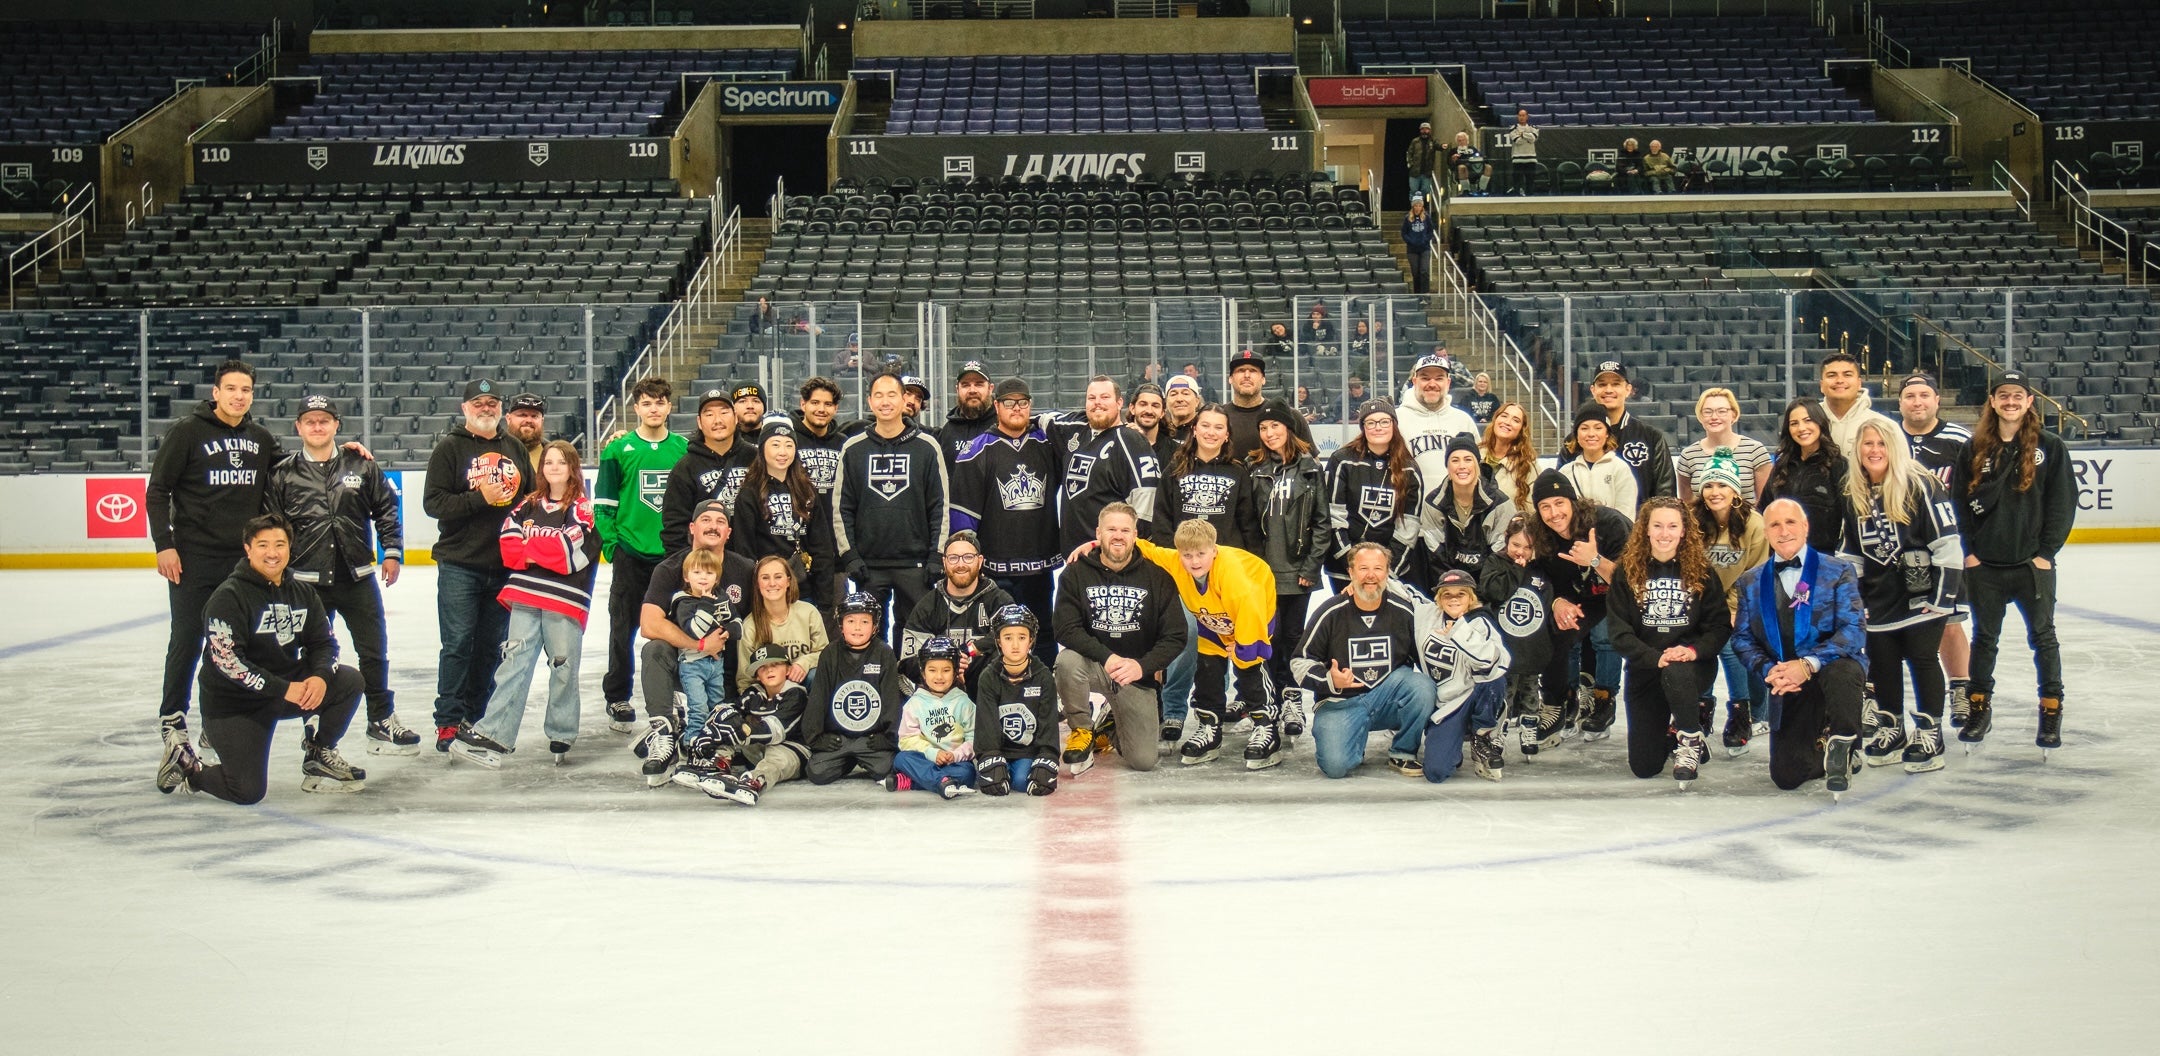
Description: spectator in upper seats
xmin=1181 ymin=362 xmax=1210 ymax=400
xmin=1643 ymin=140 xmax=1678 ymax=194
xmin=1347 ymin=323 xmax=1372 ymax=362
xmin=1303 ymin=304 xmax=1335 ymax=348
xmin=1502 ymin=109 xmax=1541 ymax=196
xmin=1465 ymin=373 xmax=1500 ymax=426
xmin=1617 ymin=137 xmax=1645 ymax=195
xmin=1296 ymin=385 xmax=1331 ymax=426
xmin=1265 ymin=322 xmax=1295 ymax=361
xmin=831 ymin=329 xmax=858 ymax=374
xmin=1447 ymin=131 xmax=1489 ymax=197
xmin=1406 ymin=120 xmax=1442 ymax=205
xmin=1346 ymin=376 xmax=1370 ymax=409
xmin=749 ymin=296 xmax=775 ymax=337
xmin=1400 ymin=195 xmax=1435 ymax=295
xmin=505 ymin=393 xmax=548 ymax=466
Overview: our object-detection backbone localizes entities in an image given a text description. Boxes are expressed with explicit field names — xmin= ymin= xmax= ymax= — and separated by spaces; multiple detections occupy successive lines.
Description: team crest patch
xmin=638 ymin=468 xmax=668 ymax=512
xmin=1501 ymin=587 xmax=1545 ymax=637
xmin=255 ymin=604 xmax=308 ymax=646
xmin=998 ymin=464 xmax=1048 ymax=511
xmin=1197 ymin=610 xmax=1235 ymax=638
xmin=869 ymin=453 xmax=912 ymax=499
xmin=1000 ymin=702 xmax=1038 ymax=744
xmin=1347 ymin=635 xmax=1392 ymax=685
xmin=1621 ymin=440 xmax=1651 ymax=466
xmin=831 ymin=680 xmax=881 ymax=733
xmin=1357 ymin=484 xmax=1395 ymax=526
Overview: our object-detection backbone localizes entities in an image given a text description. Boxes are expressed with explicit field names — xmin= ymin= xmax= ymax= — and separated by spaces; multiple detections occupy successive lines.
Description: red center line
xmin=1025 ymin=768 xmax=1140 ymax=1055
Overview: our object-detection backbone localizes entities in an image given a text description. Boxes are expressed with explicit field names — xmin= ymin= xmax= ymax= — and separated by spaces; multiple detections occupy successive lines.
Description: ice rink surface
xmin=4 ymin=548 xmax=2157 ymax=1054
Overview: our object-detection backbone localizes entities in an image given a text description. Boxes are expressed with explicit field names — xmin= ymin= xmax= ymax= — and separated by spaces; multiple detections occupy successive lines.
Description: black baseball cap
xmin=508 ymin=392 xmax=547 ymax=414
xmin=697 ymin=388 xmax=732 ymax=411
xmin=957 ymin=360 xmax=990 ymax=381
xmin=462 ymin=378 xmax=501 ymax=401
xmin=1229 ymin=348 xmax=1267 ymax=374
xmin=1591 ymin=360 xmax=1628 ymax=383
xmin=901 ymin=375 xmax=931 ymax=398
xmin=1991 ymin=371 xmax=2037 ymax=396
xmin=995 ymin=377 xmax=1031 ymax=402
xmin=1899 ymin=372 xmax=1939 ymax=393
xmin=296 ymin=394 xmax=340 ymax=420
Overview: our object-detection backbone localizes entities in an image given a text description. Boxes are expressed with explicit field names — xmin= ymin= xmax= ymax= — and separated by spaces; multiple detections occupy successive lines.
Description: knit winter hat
xmin=758 ymin=415 xmax=796 ymax=445
xmin=1530 ymin=468 xmax=1577 ymax=508
xmin=1257 ymin=402 xmax=1301 ymax=433
xmin=1445 ymin=433 xmax=1481 ymax=462
xmin=1696 ymin=447 xmax=1745 ymax=497
xmin=1356 ymin=398 xmax=1395 ymax=424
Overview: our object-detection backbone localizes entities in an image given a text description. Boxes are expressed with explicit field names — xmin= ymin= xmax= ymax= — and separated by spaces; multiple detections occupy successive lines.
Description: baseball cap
xmin=462 ymin=378 xmax=501 ymax=402
xmin=1899 ymin=372 xmax=1940 ymax=393
xmin=746 ymin=643 xmax=792 ymax=676
xmin=995 ymin=377 xmax=1032 ymax=402
xmin=1592 ymin=360 xmax=1628 ymax=383
xmin=296 ymin=394 xmax=340 ymax=420
xmin=1435 ymin=568 xmax=1476 ymax=591
xmin=1992 ymin=371 xmax=2037 ymax=396
xmin=1164 ymin=375 xmax=1200 ymax=396
xmin=1229 ymin=348 xmax=1267 ymax=374
xmin=730 ymin=383 xmax=768 ymax=405
xmin=1413 ymin=352 xmax=1453 ymax=375
xmin=508 ymin=392 xmax=547 ymax=414
xmin=692 ymin=499 xmax=730 ymax=520
xmin=957 ymin=360 xmax=990 ymax=381
xmin=697 ymin=388 xmax=732 ymax=411
xmin=901 ymin=375 xmax=931 ymax=397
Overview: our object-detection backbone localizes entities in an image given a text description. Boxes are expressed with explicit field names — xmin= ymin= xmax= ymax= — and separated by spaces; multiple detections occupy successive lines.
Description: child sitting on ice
xmin=886 ymin=638 xmax=978 ymax=799
xmin=972 ymin=604 xmax=1061 ymax=796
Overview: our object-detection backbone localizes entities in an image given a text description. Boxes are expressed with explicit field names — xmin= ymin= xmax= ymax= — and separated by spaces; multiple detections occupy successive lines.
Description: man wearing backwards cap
xmin=505 ymin=392 xmax=548 ymax=466
xmin=659 ymin=387 xmax=756 ymax=554
xmin=262 ymin=394 xmax=414 ymax=754
xmin=1161 ymin=374 xmax=1202 ymax=452
xmin=1396 ymin=351 xmax=1478 ymax=502
xmin=1220 ymin=348 xmax=1313 ymax=459
xmin=934 ymin=359 xmax=998 ymax=465
xmin=1896 ymin=371 xmax=1975 ymax=717
xmin=423 ymin=376 xmax=535 ymax=752
xmin=1585 ymin=358 xmax=1676 ymax=500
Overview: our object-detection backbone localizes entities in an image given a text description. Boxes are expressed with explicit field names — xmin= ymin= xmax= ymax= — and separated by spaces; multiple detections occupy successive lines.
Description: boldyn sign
xmin=1306 ymin=76 xmax=1429 ymax=109
xmin=838 ymin=131 xmax=1314 ymax=182
xmin=717 ymin=81 xmax=845 ymax=116
xmin=193 ymin=138 xmax=673 ymax=183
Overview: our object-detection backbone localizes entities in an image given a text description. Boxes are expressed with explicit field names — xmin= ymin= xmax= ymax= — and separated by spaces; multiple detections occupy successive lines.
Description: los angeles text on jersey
xmin=1085 ymin=584 xmax=1150 ymax=635
xmin=200 ymin=436 xmax=265 ymax=485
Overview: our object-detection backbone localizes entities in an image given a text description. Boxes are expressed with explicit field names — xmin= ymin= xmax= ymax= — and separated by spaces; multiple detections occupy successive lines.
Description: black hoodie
xmin=833 ymin=421 xmax=949 ymax=574
xmin=1154 ymin=450 xmax=1256 ymax=549
xmin=422 ymin=424 xmax=532 ymax=570
xmin=197 ymin=560 xmax=337 ymax=714
xmin=934 ymin=403 xmax=997 ymax=465
xmin=1606 ymin=557 xmax=1732 ymax=668
xmin=1052 ymin=548 xmax=1188 ymax=687
xmin=659 ymin=436 xmax=756 ymax=555
xmin=790 ymin=412 xmax=847 ymax=498
xmin=147 ymin=401 xmax=285 ymax=556
xmin=1951 ymin=428 xmax=2076 ymax=567
xmin=801 ymin=636 xmax=906 ymax=750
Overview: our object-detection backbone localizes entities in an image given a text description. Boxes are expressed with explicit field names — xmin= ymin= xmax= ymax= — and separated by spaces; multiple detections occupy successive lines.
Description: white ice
xmin=2 ymin=548 xmax=2156 ymax=1054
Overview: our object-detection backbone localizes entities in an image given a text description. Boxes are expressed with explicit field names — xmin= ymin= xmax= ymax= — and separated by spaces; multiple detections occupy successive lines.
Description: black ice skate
xmin=301 ymin=738 xmax=367 ymax=794
xmin=1673 ymin=730 xmax=1706 ymax=789
xmin=1722 ymin=700 xmax=1755 ymax=758
xmin=1823 ymin=735 xmax=1856 ymax=800
xmin=1903 ymin=713 xmax=1945 ymax=773
xmin=1280 ymin=689 xmax=1309 ymax=739
xmin=156 ymin=736 xmax=199 ymax=794
xmin=550 ymin=740 xmax=572 ymax=764
xmin=702 ymin=771 xmax=763 ymax=806
xmin=1861 ymin=701 xmax=1907 ymax=767
xmin=1523 ymin=699 xmax=1565 ymax=757
xmin=1471 ymin=727 xmax=1504 ymax=782
xmin=366 ymin=714 xmax=422 ymax=756
xmin=638 ymin=717 xmax=677 ymax=786
xmin=1179 ymin=711 xmax=1222 ymax=765
xmin=1958 ymin=691 xmax=1992 ymax=750
xmin=447 ymin=727 xmax=510 ymax=769
xmin=1948 ymin=679 xmax=1970 ymax=728
xmin=605 ymin=699 xmax=637 ymax=734
xmin=1243 ymin=718 xmax=1283 ymax=771
xmin=1578 ymin=688 xmax=1616 ymax=741
xmin=2037 ymin=698 xmax=2063 ymax=756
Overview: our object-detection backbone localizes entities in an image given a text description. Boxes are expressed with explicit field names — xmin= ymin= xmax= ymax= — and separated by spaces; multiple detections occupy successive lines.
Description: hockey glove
xmin=1026 ymin=758 xmax=1059 ymax=796
xmin=976 ymin=756 xmax=1010 ymax=796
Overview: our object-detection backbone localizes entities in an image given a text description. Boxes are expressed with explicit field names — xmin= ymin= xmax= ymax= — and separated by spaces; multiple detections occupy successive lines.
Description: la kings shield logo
xmin=1357 ymin=484 xmax=1396 ymax=527
xmin=1501 ymin=582 xmax=1546 ymax=638
xmin=1348 ymin=635 xmax=1392 ymax=686
xmin=1064 ymin=452 xmax=1097 ymax=501
xmin=638 ymin=468 xmax=668 ymax=512
xmin=831 ymin=679 xmax=881 ymax=733
xmin=869 ymin=453 xmax=912 ymax=499
xmin=255 ymin=604 xmax=308 ymax=646
xmin=1000 ymin=702 xmax=1038 ymax=745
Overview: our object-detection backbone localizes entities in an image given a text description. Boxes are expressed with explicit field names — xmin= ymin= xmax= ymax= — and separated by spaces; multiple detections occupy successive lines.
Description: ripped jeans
xmin=473 ymin=603 xmax=586 ymax=750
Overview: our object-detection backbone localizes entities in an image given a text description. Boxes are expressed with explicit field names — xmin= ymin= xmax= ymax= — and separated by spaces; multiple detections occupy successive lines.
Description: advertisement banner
xmin=717 ymin=81 xmax=846 ymax=116
xmin=0 ymin=143 xmax=102 ymax=197
xmin=1486 ymin=123 xmax=1955 ymax=170
xmin=83 ymin=477 xmax=147 ymax=540
xmin=192 ymin=138 xmax=673 ymax=184
xmin=1307 ymin=76 xmax=1428 ymax=109
xmin=837 ymin=130 xmax=1314 ymax=182
xmin=2042 ymin=119 xmax=2155 ymax=176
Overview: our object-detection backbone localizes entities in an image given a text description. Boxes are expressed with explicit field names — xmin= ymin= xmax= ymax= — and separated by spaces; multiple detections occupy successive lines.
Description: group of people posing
xmin=145 ymin=343 xmax=2075 ymax=805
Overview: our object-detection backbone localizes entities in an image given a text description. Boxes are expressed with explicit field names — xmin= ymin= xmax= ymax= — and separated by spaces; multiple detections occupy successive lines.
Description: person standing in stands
xmin=1897 ymin=372 xmax=1975 ymax=721
xmin=1406 ymin=120 xmax=1442 ymax=204
xmin=1502 ymin=108 xmax=1541 ymax=195
xmin=1464 ymin=373 xmax=1500 ymax=426
xmin=504 ymin=392 xmax=548 ymax=466
xmin=149 ymin=359 xmax=286 ymax=751
xmin=423 ymin=377 xmax=533 ymax=753
xmin=1949 ymin=372 xmax=2076 ymax=754
xmin=951 ymin=377 xmax=1066 ymax=662
xmin=1400 ymin=195 xmax=1435 ymax=295
xmin=833 ymin=371 xmax=948 ymax=645
xmin=595 ymin=376 xmax=686 ymax=736
xmin=1585 ymin=360 xmax=1677 ymax=500
xmin=1219 ymin=349 xmax=1313 ymax=459
xmin=659 ymin=387 xmax=756 ymax=553
xmin=261 ymin=394 xmax=413 ymax=755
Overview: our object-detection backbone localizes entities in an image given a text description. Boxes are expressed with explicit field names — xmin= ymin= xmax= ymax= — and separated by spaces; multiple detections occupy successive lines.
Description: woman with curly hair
xmin=1762 ymin=397 xmax=1847 ymax=554
xmin=1480 ymin=400 xmax=1539 ymax=514
xmin=1605 ymin=495 xmax=1732 ymax=787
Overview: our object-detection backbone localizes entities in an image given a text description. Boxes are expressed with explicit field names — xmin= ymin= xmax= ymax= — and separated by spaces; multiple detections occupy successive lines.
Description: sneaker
xmin=1578 ymin=688 xmax=1616 ymax=741
xmin=940 ymin=778 xmax=977 ymax=799
xmin=639 ymin=718 xmax=677 ymax=787
xmin=549 ymin=740 xmax=572 ymax=764
xmin=1948 ymin=679 xmax=1970 ymax=728
xmin=366 ymin=714 xmax=422 ymax=756
xmin=1243 ymin=720 xmax=1283 ymax=770
xmin=1470 ymin=728 xmax=1503 ymax=782
xmin=2037 ymin=698 xmax=2063 ymax=751
xmin=1523 ymin=699 xmax=1565 ymax=756
xmin=1280 ymin=688 xmax=1308 ymax=737
xmin=1722 ymin=700 xmax=1755 ymax=758
xmin=1063 ymin=728 xmax=1098 ymax=775
xmin=301 ymin=740 xmax=367 ymax=793
xmin=701 ymin=771 xmax=764 ymax=806
xmin=1958 ymin=692 xmax=1992 ymax=744
xmin=1180 ymin=712 xmax=1222 ymax=765
xmin=435 ymin=724 xmax=459 ymax=754
xmin=156 ymin=736 xmax=199 ymax=794
xmin=1861 ymin=703 xmax=1907 ymax=767
xmin=1824 ymin=735 xmax=1856 ymax=796
xmin=1673 ymin=730 xmax=1706 ymax=787
xmin=881 ymin=772 xmax=913 ymax=792
xmin=1903 ymin=713 xmax=1945 ymax=773
xmin=447 ymin=727 xmax=510 ymax=770
xmin=605 ymin=700 xmax=637 ymax=734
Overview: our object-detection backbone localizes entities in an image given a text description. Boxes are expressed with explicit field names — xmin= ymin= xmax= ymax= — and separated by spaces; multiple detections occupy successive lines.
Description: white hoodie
xmin=1396 ymin=396 xmax=1480 ymax=494
xmin=1823 ymin=388 xmax=1875 ymax=455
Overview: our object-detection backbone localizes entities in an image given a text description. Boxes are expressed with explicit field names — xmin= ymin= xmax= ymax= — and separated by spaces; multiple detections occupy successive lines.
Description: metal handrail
xmin=5 ymin=182 xmax=95 ymax=310
xmin=1991 ymin=161 xmax=2031 ymax=219
xmin=1912 ymin=313 xmax=2089 ymax=438
xmin=2054 ymin=160 xmax=2156 ymax=286
xmin=1439 ymin=248 xmax=1561 ymax=441
xmin=1365 ymin=167 xmax=1379 ymax=230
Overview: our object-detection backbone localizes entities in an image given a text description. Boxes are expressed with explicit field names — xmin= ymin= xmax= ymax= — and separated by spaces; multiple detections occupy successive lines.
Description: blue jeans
xmin=1409 ymin=174 xmax=1434 ymax=203
xmin=1161 ymin=606 xmax=1199 ymax=725
xmin=1717 ymin=640 xmax=1770 ymax=711
xmin=893 ymin=751 xmax=978 ymax=793
xmin=1569 ymin=616 xmax=1622 ymax=692
xmin=433 ymin=561 xmax=511 ymax=729
xmin=1423 ymin=679 xmax=1504 ymax=784
xmin=679 ymin=655 xmax=727 ymax=740
xmin=474 ymin=604 xmax=585 ymax=749
xmin=1311 ymin=666 xmax=1438 ymax=779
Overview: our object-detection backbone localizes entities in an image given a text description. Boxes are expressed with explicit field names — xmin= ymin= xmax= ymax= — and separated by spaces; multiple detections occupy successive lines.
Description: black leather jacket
xmin=261 ymin=449 xmax=404 ymax=584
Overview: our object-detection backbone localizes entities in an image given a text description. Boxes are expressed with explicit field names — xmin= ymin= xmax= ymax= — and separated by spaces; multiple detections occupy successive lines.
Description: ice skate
xmin=1158 ymin=717 xmax=1183 ymax=743
xmin=1387 ymin=754 xmax=1422 ymax=778
xmin=1860 ymin=683 xmax=1880 ymax=737
xmin=447 ymin=727 xmax=509 ymax=769
xmin=1722 ymin=700 xmax=1755 ymax=758
xmin=1062 ymin=728 xmax=1098 ymax=776
xmin=1470 ymin=727 xmax=1504 ymax=782
xmin=156 ymin=736 xmax=199 ymax=794
xmin=1958 ymin=691 xmax=1991 ymax=752
xmin=1280 ymin=688 xmax=1308 ymax=739
xmin=1522 ymin=699 xmax=1565 ymax=757
xmin=434 ymin=723 xmax=459 ymax=754
xmin=638 ymin=717 xmax=677 ymax=787
xmin=671 ymin=759 xmax=725 ymax=791
xmin=1823 ymin=735 xmax=1856 ymax=800
xmin=1948 ymin=679 xmax=1970 ymax=728
xmin=1564 ymin=672 xmax=1592 ymax=735
xmin=939 ymin=778 xmax=976 ymax=799
xmin=159 ymin=711 xmax=188 ymax=751
xmin=2037 ymin=698 xmax=2063 ymax=757
xmin=1578 ymin=688 xmax=1616 ymax=742
xmin=1861 ymin=701 xmax=1907 ymax=767
xmin=605 ymin=699 xmax=637 ymax=734
xmin=1903 ymin=713 xmax=1945 ymax=773
xmin=1673 ymin=730 xmax=1706 ymax=789
xmin=1696 ymin=696 xmax=1717 ymax=741
xmin=701 ymin=771 xmax=764 ymax=806
xmin=301 ymin=739 xmax=367 ymax=794
xmin=1242 ymin=718 xmax=1283 ymax=771
xmin=1178 ymin=711 xmax=1221 ymax=765
xmin=365 ymin=714 xmax=422 ymax=756
xmin=549 ymin=740 xmax=571 ymax=764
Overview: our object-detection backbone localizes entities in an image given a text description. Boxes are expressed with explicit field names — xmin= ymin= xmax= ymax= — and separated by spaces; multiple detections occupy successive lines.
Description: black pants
xmin=1195 ymin=652 xmax=1272 ymax=722
xmin=852 ymin=565 xmax=929 ymax=649
xmin=1966 ymin=562 xmax=2064 ymax=700
xmin=1265 ymin=589 xmax=1308 ymax=709
xmin=1622 ymin=658 xmax=1714 ymax=779
xmin=806 ymin=736 xmax=896 ymax=784
xmin=1767 ymin=657 xmax=1866 ymax=791
xmin=160 ymin=547 xmax=234 ymax=720
xmin=1511 ymin=160 xmax=1539 ymax=195
xmin=1540 ymin=625 xmax=1586 ymax=709
xmin=602 ymin=548 xmax=662 ymax=705
xmin=193 ymin=666 xmax=363 ymax=805
xmin=1867 ymin=618 xmax=1948 ymax=719
xmin=1408 ymin=248 xmax=1431 ymax=293
xmin=315 ymin=575 xmax=394 ymax=722
xmin=996 ymin=571 xmax=1058 ymax=664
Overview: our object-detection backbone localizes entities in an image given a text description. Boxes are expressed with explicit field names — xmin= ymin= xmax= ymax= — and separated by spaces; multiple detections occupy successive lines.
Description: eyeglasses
xmin=944 ymin=553 xmax=982 ymax=564
xmin=998 ymin=397 xmax=1032 ymax=408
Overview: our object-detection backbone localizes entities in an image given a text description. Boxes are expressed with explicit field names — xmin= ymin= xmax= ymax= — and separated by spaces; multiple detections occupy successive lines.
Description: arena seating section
xmin=269 ymin=49 xmax=797 ymax=139
xmin=854 ymin=54 xmax=1289 ymax=134
xmin=1348 ymin=17 xmax=1872 ymax=125
xmin=718 ymin=174 xmax=1436 ymax=408
xmin=1874 ymin=0 xmax=2159 ymax=121
xmin=2 ymin=182 xmax=711 ymax=472
xmin=1 ymin=22 xmax=267 ymax=142
xmin=1455 ymin=208 xmax=2160 ymax=445
xmin=314 ymin=0 xmax=796 ymax=28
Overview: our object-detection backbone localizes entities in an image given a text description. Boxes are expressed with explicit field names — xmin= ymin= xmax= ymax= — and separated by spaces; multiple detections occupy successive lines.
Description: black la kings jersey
xmin=951 ymin=424 xmax=1066 ymax=575
xmin=1055 ymin=422 xmax=1161 ymax=550
xmin=1325 ymin=447 xmax=1420 ymax=560
xmin=1290 ymin=586 xmax=1426 ymax=702
xmin=1904 ymin=419 xmax=1971 ymax=490
xmin=898 ymin=581 xmax=1016 ymax=672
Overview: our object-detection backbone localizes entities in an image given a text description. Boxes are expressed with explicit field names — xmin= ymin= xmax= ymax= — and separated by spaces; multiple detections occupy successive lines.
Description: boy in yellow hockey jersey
xmin=1135 ymin=519 xmax=1283 ymax=770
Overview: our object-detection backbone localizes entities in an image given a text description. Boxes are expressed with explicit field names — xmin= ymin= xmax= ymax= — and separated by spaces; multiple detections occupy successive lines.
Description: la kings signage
xmin=1490 ymin=123 xmax=1954 ymax=170
xmin=194 ymin=138 xmax=673 ymax=184
xmin=837 ymin=130 xmax=1315 ymax=182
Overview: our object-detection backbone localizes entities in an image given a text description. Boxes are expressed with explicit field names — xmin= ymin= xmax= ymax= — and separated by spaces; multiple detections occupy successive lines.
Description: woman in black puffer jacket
xmin=1763 ymin=398 xmax=1849 ymax=555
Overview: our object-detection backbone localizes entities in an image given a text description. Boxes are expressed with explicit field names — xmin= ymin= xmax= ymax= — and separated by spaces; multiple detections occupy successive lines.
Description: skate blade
xmin=1476 ymin=767 xmax=1503 ymax=782
xmin=702 ymin=783 xmax=758 ymax=806
xmin=1903 ymin=757 xmax=1945 ymax=774
xmin=1580 ymin=729 xmax=1610 ymax=742
xmin=1675 ymin=778 xmax=1693 ymax=791
xmin=1066 ymin=757 xmax=1095 ymax=777
xmin=447 ymin=744 xmax=502 ymax=770
xmin=608 ymin=720 xmax=637 ymax=734
xmin=669 ymin=770 xmax=709 ymax=791
xmin=300 ymin=775 xmax=365 ymax=794
xmin=1244 ymin=753 xmax=1282 ymax=771
xmin=645 ymin=769 xmax=677 ymax=788
xmin=1724 ymin=744 xmax=1750 ymax=758
xmin=1862 ymin=752 xmax=1905 ymax=768
xmin=1181 ymin=748 xmax=1220 ymax=765
xmin=1750 ymin=721 xmax=1771 ymax=736
xmin=366 ymin=740 xmax=422 ymax=756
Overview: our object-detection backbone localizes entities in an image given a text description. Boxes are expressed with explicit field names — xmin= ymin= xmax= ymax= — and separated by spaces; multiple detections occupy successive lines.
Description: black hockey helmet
xmin=918 ymin=637 xmax=962 ymax=667
xmin=838 ymin=592 xmax=881 ymax=623
xmin=992 ymin=603 xmax=1039 ymax=638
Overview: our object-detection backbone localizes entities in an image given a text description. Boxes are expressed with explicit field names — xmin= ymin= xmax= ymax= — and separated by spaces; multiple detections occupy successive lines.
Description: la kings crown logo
xmin=1502 ymin=582 xmax=1547 ymax=638
xmin=997 ymin=464 xmax=1048 ymax=511
xmin=1000 ymin=701 xmax=1038 ymax=745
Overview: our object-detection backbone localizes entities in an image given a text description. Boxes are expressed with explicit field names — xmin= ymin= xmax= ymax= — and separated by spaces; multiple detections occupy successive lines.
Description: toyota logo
xmin=95 ymin=494 xmax=138 ymax=524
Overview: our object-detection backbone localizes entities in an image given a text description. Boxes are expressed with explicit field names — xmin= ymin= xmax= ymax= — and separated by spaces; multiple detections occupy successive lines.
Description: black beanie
xmin=1530 ymin=468 xmax=1577 ymax=508
xmin=1258 ymin=402 xmax=1301 ymax=433
xmin=1444 ymin=433 xmax=1480 ymax=462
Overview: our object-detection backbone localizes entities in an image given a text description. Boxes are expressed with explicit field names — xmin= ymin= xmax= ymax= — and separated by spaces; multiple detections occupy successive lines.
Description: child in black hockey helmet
xmin=886 ymin=638 xmax=980 ymax=798
xmin=973 ymin=604 xmax=1061 ymax=796
xmin=803 ymin=592 xmax=906 ymax=784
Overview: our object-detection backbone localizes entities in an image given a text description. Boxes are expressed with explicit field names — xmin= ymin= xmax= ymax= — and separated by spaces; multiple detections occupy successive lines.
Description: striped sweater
xmin=497 ymin=493 xmax=602 ymax=627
